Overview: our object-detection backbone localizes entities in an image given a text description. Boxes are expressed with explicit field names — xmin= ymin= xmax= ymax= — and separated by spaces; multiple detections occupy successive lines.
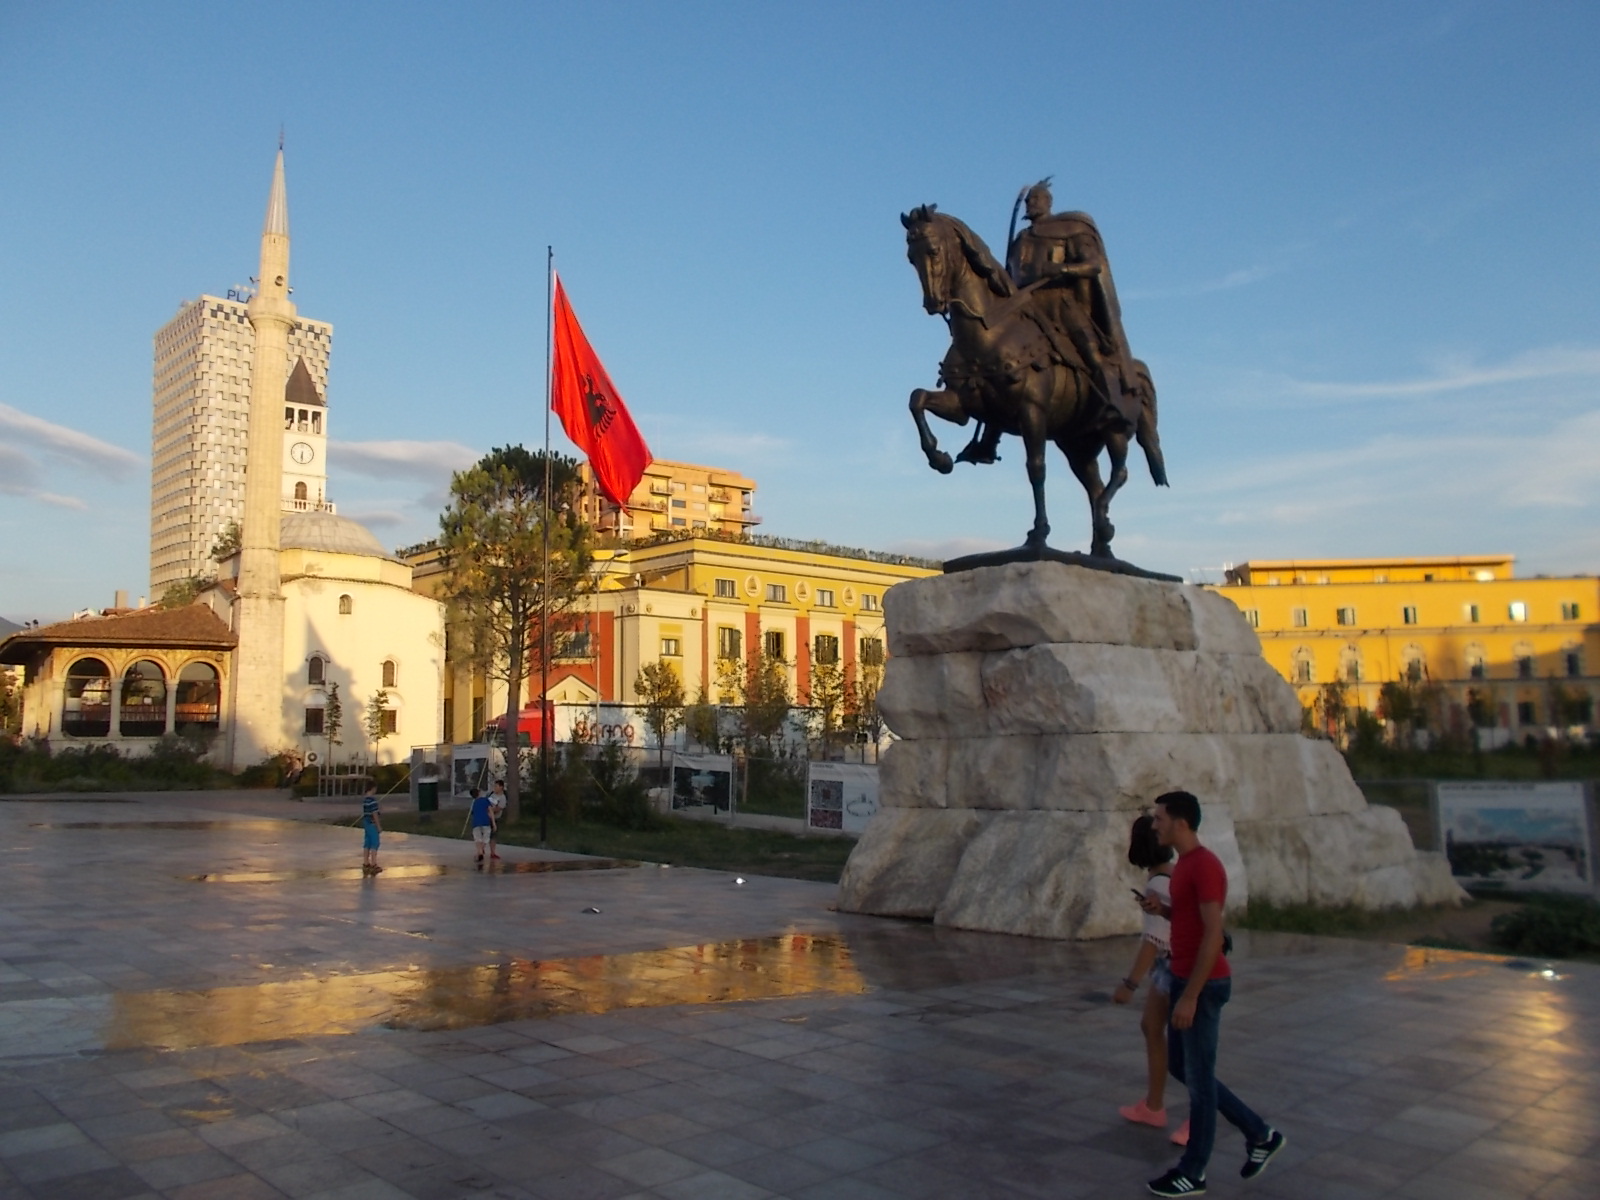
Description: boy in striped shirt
xmin=360 ymin=783 xmax=383 ymax=874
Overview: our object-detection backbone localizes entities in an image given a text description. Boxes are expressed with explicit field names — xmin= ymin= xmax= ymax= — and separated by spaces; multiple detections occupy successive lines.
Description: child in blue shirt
xmin=468 ymin=786 xmax=496 ymax=867
xmin=360 ymin=783 xmax=383 ymax=874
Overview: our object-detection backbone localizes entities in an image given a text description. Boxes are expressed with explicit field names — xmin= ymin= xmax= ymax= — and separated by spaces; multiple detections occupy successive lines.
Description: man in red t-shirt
xmin=1139 ymin=791 xmax=1286 ymax=1197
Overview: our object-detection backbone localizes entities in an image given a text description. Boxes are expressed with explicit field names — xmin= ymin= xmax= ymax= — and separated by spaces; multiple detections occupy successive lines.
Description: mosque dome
xmin=279 ymin=510 xmax=395 ymax=559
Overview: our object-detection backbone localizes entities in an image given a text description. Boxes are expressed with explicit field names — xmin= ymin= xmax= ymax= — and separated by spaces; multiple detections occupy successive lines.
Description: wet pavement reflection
xmin=106 ymin=932 xmax=866 ymax=1050
xmin=29 ymin=819 xmax=291 ymax=832
xmin=187 ymin=859 xmax=637 ymax=883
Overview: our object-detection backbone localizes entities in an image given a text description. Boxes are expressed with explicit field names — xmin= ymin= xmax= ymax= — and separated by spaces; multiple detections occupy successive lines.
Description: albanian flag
xmin=551 ymin=275 xmax=651 ymax=507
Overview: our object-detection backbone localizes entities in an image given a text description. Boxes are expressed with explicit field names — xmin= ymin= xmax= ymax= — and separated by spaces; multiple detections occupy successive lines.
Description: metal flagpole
xmin=540 ymin=247 xmax=553 ymax=846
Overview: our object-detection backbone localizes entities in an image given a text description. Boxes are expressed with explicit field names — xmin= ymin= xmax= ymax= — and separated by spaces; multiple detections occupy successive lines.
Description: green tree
xmin=743 ymin=642 xmax=792 ymax=753
xmin=1 ymin=669 xmax=21 ymax=735
xmin=1465 ymin=687 xmax=1497 ymax=728
xmin=844 ymin=661 xmax=885 ymax=759
xmin=804 ymin=657 xmax=846 ymax=753
xmin=714 ymin=654 xmax=745 ymax=706
xmin=209 ymin=520 xmax=241 ymax=562
xmin=684 ymin=686 xmax=721 ymax=751
xmin=634 ymin=659 xmax=685 ymax=775
xmin=158 ymin=576 xmax=210 ymax=609
xmin=324 ymin=681 xmax=344 ymax=770
xmin=436 ymin=447 xmax=592 ymax=823
xmin=1314 ymin=681 xmax=1348 ymax=743
xmin=364 ymin=688 xmax=393 ymax=756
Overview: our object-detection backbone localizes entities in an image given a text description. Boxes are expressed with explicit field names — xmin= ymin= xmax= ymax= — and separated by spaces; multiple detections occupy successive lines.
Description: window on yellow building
xmin=1336 ymin=607 xmax=1357 ymax=626
xmin=1466 ymin=644 xmax=1486 ymax=680
xmin=766 ymin=584 xmax=787 ymax=603
xmin=860 ymin=637 xmax=885 ymax=667
xmin=861 ymin=594 xmax=880 ymax=611
xmin=1340 ymin=648 xmax=1361 ymax=682
xmin=814 ymin=635 xmax=840 ymax=665
xmin=1291 ymin=607 xmax=1308 ymax=628
xmin=1402 ymin=606 xmax=1418 ymax=625
xmin=716 ymin=627 xmax=741 ymax=660
xmin=764 ymin=630 xmax=786 ymax=661
xmin=817 ymin=588 xmax=835 ymax=607
xmin=1514 ymin=643 xmax=1534 ymax=679
xmin=1565 ymin=650 xmax=1581 ymax=678
xmin=1242 ymin=609 xmax=1259 ymax=628
xmin=1509 ymin=601 xmax=1528 ymax=622
xmin=1561 ymin=602 xmax=1580 ymax=621
xmin=1517 ymin=700 xmax=1537 ymax=725
xmin=714 ymin=578 xmax=737 ymax=598
xmin=661 ymin=638 xmax=681 ymax=657
xmin=1292 ymin=649 xmax=1313 ymax=684
xmin=1465 ymin=603 xmax=1480 ymax=623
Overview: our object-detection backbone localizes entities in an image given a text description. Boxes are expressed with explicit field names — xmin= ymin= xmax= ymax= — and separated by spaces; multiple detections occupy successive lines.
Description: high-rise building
xmin=150 ymin=285 xmax=332 ymax=593
xmin=578 ymin=459 xmax=760 ymax=540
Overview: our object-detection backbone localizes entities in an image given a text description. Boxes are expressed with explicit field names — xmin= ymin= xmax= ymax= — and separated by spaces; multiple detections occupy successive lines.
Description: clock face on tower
xmin=290 ymin=441 xmax=315 ymax=465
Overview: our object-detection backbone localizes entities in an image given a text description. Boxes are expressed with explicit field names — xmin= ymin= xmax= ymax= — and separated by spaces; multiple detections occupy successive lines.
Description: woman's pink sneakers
xmin=1118 ymin=1099 xmax=1167 ymax=1128
xmin=1118 ymin=1100 xmax=1189 ymax=1145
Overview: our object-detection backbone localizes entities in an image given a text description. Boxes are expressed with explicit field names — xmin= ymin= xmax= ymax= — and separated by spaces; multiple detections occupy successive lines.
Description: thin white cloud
xmin=1123 ymin=264 xmax=1280 ymax=301
xmin=1284 ymin=345 xmax=1600 ymax=400
xmin=338 ymin=508 xmax=409 ymax=530
xmin=0 ymin=403 xmax=142 ymax=476
xmin=330 ymin=439 xmax=480 ymax=481
xmin=0 ymin=443 xmax=89 ymax=510
xmin=1188 ymin=409 xmax=1600 ymax=529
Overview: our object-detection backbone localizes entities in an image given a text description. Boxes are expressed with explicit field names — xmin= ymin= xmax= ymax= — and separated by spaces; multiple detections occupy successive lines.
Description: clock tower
xmin=282 ymin=357 xmax=332 ymax=512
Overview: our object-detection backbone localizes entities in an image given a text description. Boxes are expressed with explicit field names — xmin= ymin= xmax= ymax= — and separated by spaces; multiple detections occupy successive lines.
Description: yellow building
xmin=406 ymin=532 xmax=939 ymax=742
xmin=1212 ymin=556 xmax=1599 ymax=736
xmin=579 ymin=459 xmax=759 ymax=541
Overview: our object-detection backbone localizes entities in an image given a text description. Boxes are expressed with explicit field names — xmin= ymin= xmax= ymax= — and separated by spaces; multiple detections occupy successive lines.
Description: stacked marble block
xmin=838 ymin=562 xmax=1462 ymax=939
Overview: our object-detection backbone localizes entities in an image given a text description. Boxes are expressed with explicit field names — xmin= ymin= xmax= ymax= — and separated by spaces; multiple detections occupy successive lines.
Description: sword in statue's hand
xmin=1006 ymin=186 xmax=1027 ymax=272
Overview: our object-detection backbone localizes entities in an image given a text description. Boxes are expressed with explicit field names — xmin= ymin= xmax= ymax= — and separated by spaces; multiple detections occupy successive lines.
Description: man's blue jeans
xmin=1167 ymin=975 xmax=1269 ymax=1179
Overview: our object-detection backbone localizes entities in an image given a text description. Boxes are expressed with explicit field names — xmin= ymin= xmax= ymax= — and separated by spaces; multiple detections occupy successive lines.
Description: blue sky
xmin=2 ymin=2 xmax=1597 ymax=619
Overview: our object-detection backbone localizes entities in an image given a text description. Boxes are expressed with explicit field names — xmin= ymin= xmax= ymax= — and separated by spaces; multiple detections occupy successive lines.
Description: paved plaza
xmin=0 ymin=792 xmax=1596 ymax=1200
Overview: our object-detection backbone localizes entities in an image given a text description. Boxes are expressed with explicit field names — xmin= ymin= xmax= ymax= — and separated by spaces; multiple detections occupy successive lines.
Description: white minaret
xmin=228 ymin=145 xmax=297 ymax=766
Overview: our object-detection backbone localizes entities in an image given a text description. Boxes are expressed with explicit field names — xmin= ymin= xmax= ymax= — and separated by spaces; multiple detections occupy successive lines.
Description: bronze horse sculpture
xmin=902 ymin=204 xmax=1166 ymax=564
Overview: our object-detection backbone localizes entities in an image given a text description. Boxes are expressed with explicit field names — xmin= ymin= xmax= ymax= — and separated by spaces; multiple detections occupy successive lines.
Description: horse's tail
xmin=1131 ymin=360 xmax=1168 ymax=486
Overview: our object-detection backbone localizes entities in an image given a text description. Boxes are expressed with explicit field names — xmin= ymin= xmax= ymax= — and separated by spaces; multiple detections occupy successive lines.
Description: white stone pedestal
xmin=837 ymin=561 xmax=1462 ymax=939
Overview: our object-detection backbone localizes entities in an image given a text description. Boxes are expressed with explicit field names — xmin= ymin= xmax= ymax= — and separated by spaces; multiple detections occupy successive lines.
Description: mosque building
xmin=2 ymin=148 xmax=444 ymax=770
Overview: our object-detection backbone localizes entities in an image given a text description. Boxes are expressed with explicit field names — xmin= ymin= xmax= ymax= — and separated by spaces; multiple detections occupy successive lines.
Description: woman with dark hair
xmin=1112 ymin=813 xmax=1187 ymax=1146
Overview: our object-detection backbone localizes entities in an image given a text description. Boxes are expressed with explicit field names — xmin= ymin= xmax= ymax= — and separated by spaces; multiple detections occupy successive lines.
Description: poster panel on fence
xmin=1436 ymin=781 xmax=1593 ymax=892
xmin=807 ymin=763 xmax=880 ymax=832
xmin=672 ymin=754 xmax=733 ymax=813
xmin=450 ymin=743 xmax=492 ymax=799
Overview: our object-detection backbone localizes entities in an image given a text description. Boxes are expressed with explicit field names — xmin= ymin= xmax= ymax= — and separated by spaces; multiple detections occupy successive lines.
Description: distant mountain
xmin=0 ymin=617 xmax=22 ymax=637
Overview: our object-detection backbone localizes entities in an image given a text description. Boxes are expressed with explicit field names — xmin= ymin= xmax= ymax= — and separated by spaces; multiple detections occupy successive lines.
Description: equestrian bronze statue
xmin=903 ymin=180 xmax=1170 ymax=576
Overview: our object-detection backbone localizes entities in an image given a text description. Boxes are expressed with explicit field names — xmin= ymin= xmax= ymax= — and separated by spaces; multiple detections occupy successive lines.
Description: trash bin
xmin=417 ymin=775 xmax=439 ymax=814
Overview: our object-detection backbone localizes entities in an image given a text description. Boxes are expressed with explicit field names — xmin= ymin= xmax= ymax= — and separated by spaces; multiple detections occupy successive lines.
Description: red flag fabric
xmin=551 ymin=275 xmax=651 ymax=507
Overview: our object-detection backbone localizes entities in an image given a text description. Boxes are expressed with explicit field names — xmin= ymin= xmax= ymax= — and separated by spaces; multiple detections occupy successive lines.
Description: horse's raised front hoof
xmin=929 ymin=450 xmax=954 ymax=474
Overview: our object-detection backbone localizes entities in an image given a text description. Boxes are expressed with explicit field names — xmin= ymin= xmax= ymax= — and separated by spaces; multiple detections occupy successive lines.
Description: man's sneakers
xmin=1241 ymin=1129 xmax=1286 ymax=1179
xmin=1147 ymin=1168 xmax=1206 ymax=1196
